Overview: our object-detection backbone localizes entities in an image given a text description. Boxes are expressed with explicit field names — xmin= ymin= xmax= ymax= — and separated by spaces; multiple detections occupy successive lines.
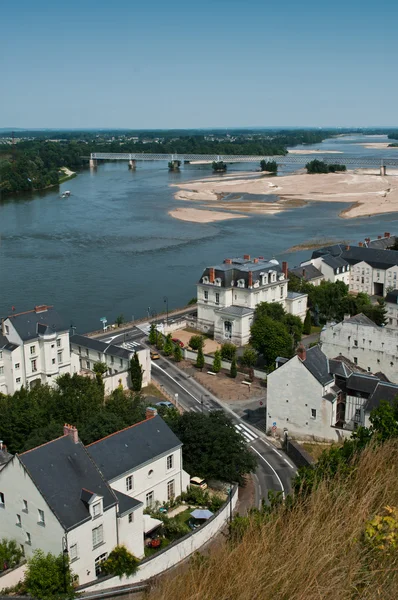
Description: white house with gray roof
xmin=385 ymin=289 xmax=398 ymax=331
xmin=0 ymin=413 xmax=189 ymax=586
xmin=196 ymin=254 xmax=307 ymax=346
xmin=0 ymin=305 xmax=74 ymax=395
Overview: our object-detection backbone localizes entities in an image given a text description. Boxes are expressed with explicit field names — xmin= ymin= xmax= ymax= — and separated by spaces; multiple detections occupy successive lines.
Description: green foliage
xmin=148 ymin=323 xmax=157 ymax=345
xmin=369 ymin=400 xmax=398 ymax=442
xmin=93 ymin=361 xmax=108 ymax=390
xmin=168 ymin=160 xmax=181 ymax=169
xmin=303 ymin=310 xmax=312 ymax=334
xmin=187 ymin=297 xmax=197 ymax=305
xmin=284 ymin=313 xmax=303 ymax=346
xmin=174 ymin=344 xmax=183 ymax=362
xmin=115 ymin=314 xmax=125 ymax=327
xmin=189 ymin=335 xmax=204 ymax=350
xmin=364 ymin=506 xmax=398 ymax=553
xmin=160 ymin=516 xmax=190 ymax=541
xmin=101 ymin=546 xmax=140 ymax=578
xmin=250 ymin=315 xmax=293 ymax=365
xmin=212 ymin=350 xmax=222 ymax=373
xmin=156 ymin=333 xmax=164 ymax=351
xmin=212 ymin=161 xmax=227 ymax=172
xmin=196 ymin=346 xmax=205 ymax=371
xmin=241 ymin=347 xmax=258 ymax=368
xmin=260 ymin=159 xmax=278 ymax=173
xmin=163 ymin=334 xmax=173 ymax=357
xmin=220 ymin=342 xmax=236 ymax=360
xmin=305 ymin=159 xmax=346 ymax=174
xmin=0 ymin=538 xmax=23 ymax=571
xmin=24 ymin=549 xmax=75 ymax=600
xmin=129 ymin=353 xmax=143 ymax=392
xmin=230 ymin=355 xmax=237 ymax=378
xmin=164 ymin=411 xmax=256 ymax=485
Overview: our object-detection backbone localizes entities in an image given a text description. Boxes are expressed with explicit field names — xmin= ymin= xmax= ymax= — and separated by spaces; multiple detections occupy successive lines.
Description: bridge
xmin=89 ymin=152 xmax=398 ymax=175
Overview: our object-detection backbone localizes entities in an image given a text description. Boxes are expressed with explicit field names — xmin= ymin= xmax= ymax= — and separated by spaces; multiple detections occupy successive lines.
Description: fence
xmin=183 ymin=349 xmax=267 ymax=381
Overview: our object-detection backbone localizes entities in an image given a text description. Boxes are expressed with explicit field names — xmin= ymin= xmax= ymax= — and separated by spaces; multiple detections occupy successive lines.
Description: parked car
xmin=150 ymin=351 xmax=160 ymax=360
xmin=172 ymin=338 xmax=184 ymax=348
xmin=189 ymin=476 xmax=208 ymax=490
xmin=156 ymin=401 xmax=174 ymax=409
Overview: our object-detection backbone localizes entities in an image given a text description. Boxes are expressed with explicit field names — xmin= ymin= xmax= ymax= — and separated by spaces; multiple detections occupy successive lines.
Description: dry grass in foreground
xmin=148 ymin=441 xmax=398 ymax=600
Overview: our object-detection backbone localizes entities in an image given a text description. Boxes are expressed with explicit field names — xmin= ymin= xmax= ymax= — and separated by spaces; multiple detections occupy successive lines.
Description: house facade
xmin=0 ymin=413 xmax=189 ymax=586
xmin=196 ymin=255 xmax=307 ymax=346
xmin=320 ymin=314 xmax=398 ymax=384
xmin=0 ymin=305 xmax=73 ymax=395
xmin=385 ymin=290 xmax=398 ymax=330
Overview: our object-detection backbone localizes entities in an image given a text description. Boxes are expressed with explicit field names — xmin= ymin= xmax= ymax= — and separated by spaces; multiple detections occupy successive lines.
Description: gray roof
xmin=0 ymin=334 xmax=18 ymax=352
xmin=0 ymin=448 xmax=12 ymax=469
xmin=346 ymin=373 xmax=379 ymax=396
xmin=199 ymin=257 xmax=283 ymax=289
xmin=289 ymin=264 xmax=324 ymax=281
xmin=365 ymin=381 xmax=398 ymax=413
xmin=321 ymin=255 xmax=349 ymax=271
xmin=5 ymin=306 xmax=68 ymax=342
xmin=19 ymin=435 xmax=117 ymax=531
xmin=385 ymin=290 xmax=398 ymax=305
xmin=114 ymin=490 xmax=142 ymax=517
xmin=343 ymin=313 xmax=377 ymax=327
xmin=70 ymin=334 xmax=141 ymax=359
xmin=287 ymin=291 xmax=307 ymax=299
xmin=302 ymin=346 xmax=333 ymax=386
xmin=367 ymin=235 xmax=397 ymax=250
xmin=312 ymin=244 xmax=398 ymax=270
xmin=329 ymin=359 xmax=352 ymax=378
xmin=215 ymin=305 xmax=254 ymax=317
xmin=87 ymin=415 xmax=182 ymax=482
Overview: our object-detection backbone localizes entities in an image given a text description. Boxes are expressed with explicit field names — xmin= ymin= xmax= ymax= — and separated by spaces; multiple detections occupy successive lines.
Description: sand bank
xmin=60 ymin=167 xmax=76 ymax=177
xmin=356 ymin=142 xmax=398 ymax=149
xmin=168 ymin=207 xmax=248 ymax=223
xmin=288 ymin=149 xmax=343 ymax=154
xmin=172 ymin=171 xmax=398 ymax=219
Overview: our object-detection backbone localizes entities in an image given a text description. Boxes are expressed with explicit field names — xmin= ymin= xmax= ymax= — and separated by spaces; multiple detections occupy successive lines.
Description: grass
xmin=147 ymin=441 xmax=398 ymax=600
xmin=144 ymin=538 xmax=171 ymax=558
xmin=174 ymin=509 xmax=193 ymax=526
xmin=310 ymin=325 xmax=322 ymax=334
xmin=301 ymin=442 xmax=337 ymax=461
xmin=141 ymin=383 xmax=165 ymax=399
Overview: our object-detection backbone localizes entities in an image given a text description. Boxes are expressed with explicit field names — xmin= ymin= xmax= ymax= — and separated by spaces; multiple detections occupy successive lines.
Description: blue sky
xmin=1 ymin=0 xmax=397 ymax=128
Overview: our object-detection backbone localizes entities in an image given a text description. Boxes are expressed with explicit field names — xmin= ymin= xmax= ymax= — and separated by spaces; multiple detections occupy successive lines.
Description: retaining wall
xmin=0 ymin=563 xmax=27 ymax=591
xmin=286 ymin=439 xmax=316 ymax=468
xmin=184 ymin=349 xmax=267 ymax=381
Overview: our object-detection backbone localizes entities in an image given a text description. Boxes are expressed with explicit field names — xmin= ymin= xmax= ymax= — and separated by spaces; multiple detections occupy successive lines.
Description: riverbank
xmin=168 ymin=207 xmax=249 ymax=223
xmin=356 ymin=142 xmax=398 ymax=150
xmin=171 ymin=170 xmax=398 ymax=220
xmin=288 ymin=149 xmax=343 ymax=155
xmin=59 ymin=166 xmax=77 ymax=183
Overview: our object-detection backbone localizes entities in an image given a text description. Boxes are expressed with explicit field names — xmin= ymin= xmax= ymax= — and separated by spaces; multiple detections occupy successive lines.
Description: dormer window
xmin=92 ymin=502 xmax=102 ymax=518
xmin=237 ymin=279 xmax=245 ymax=288
xmin=202 ymin=276 xmax=209 ymax=284
xmin=214 ymin=278 xmax=222 ymax=287
xmin=271 ymin=272 xmax=277 ymax=283
xmin=260 ymin=273 xmax=268 ymax=285
xmin=336 ymin=268 xmax=339 ymax=274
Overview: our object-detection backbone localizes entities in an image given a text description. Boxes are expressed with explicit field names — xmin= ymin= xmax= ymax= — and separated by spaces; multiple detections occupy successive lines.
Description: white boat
xmin=61 ymin=190 xmax=71 ymax=198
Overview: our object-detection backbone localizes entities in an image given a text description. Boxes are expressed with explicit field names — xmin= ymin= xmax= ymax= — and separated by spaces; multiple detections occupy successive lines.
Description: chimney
xmin=345 ymin=245 xmax=350 ymax=251
xmin=243 ymin=254 xmax=250 ymax=260
xmin=282 ymin=261 xmax=288 ymax=278
xmin=385 ymin=232 xmax=390 ymax=238
xmin=253 ymin=258 xmax=259 ymax=264
xmin=358 ymin=242 xmax=363 ymax=247
xmin=258 ymin=256 xmax=264 ymax=260
xmin=35 ymin=305 xmax=48 ymax=313
xmin=224 ymin=258 xmax=232 ymax=264
xmin=146 ymin=407 xmax=158 ymax=420
xmin=378 ymin=235 xmax=382 ymax=239
xmin=296 ymin=345 xmax=306 ymax=362
xmin=248 ymin=271 xmax=253 ymax=287
xmin=63 ymin=424 xmax=78 ymax=444
xmin=209 ymin=268 xmax=215 ymax=283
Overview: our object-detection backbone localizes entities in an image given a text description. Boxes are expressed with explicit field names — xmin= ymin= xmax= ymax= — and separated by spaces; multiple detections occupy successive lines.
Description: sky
xmin=1 ymin=0 xmax=397 ymax=129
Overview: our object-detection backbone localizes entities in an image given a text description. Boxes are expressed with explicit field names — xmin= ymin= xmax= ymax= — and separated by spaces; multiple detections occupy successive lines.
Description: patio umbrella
xmin=190 ymin=509 xmax=213 ymax=520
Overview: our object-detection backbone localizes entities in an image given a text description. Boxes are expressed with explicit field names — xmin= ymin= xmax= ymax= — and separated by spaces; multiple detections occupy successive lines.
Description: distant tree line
xmin=305 ymin=159 xmax=346 ymax=174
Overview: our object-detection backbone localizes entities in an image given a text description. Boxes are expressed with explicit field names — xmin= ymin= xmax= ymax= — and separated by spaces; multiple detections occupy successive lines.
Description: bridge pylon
xmin=128 ymin=159 xmax=136 ymax=170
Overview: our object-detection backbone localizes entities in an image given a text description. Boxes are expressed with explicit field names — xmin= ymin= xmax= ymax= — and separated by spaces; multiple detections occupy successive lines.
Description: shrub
xmin=161 ymin=517 xmax=190 ymax=541
xmin=196 ymin=346 xmax=205 ymax=371
xmin=24 ymin=549 xmax=75 ymax=600
xmin=221 ymin=342 xmax=236 ymax=360
xmin=189 ymin=335 xmax=204 ymax=350
xmin=0 ymin=538 xmax=23 ymax=571
xmin=241 ymin=347 xmax=258 ymax=368
xmin=101 ymin=546 xmax=140 ymax=578
xmin=174 ymin=344 xmax=183 ymax=362
xmin=230 ymin=355 xmax=237 ymax=378
xmin=212 ymin=350 xmax=222 ymax=373
xmin=163 ymin=334 xmax=173 ymax=357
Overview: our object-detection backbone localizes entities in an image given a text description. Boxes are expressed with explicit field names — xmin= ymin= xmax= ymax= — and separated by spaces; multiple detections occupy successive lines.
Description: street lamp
xmin=163 ymin=296 xmax=169 ymax=326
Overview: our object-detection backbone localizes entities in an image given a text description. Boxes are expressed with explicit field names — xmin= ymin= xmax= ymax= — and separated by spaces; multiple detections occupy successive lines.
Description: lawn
xmin=144 ymin=538 xmax=171 ymax=557
xmin=301 ymin=442 xmax=338 ymax=461
xmin=141 ymin=383 xmax=165 ymax=399
xmin=175 ymin=509 xmax=193 ymax=526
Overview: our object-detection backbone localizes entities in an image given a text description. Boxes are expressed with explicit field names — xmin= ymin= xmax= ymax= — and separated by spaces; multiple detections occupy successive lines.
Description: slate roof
xmin=365 ymin=382 xmax=398 ymax=412
xmin=386 ymin=290 xmax=398 ymax=305
xmin=343 ymin=313 xmax=377 ymax=327
xmin=70 ymin=334 xmax=141 ymax=359
xmin=321 ymin=255 xmax=350 ymax=271
xmin=87 ymin=416 xmax=182 ymax=482
xmin=346 ymin=373 xmax=379 ymax=396
xmin=329 ymin=359 xmax=352 ymax=378
xmin=312 ymin=244 xmax=398 ymax=270
xmin=0 ymin=335 xmax=18 ymax=352
xmin=287 ymin=291 xmax=307 ymax=299
xmin=114 ymin=490 xmax=142 ymax=517
xmin=302 ymin=346 xmax=333 ymax=386
xmin=367 ymin=235 xmax=397 ymax=250
xmin=5 ymin=306 xmax=68 ymax=342
xmin=289 ymin=264 xmax=324 ymax=281
xmin=199 ymin=257 xmax=283 ymax=288
xmin=215 ymin=306 xmax=254 ymax=317
xmin=19 ymin=435 xmax=117 ymax=531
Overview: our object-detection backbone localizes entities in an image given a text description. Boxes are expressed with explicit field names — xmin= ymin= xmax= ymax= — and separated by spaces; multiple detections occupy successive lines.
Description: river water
xmin=1 ymin=134 xmax=398 ymax=333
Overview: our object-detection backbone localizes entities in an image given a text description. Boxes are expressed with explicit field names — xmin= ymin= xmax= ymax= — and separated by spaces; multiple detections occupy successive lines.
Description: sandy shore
xmin=168 ymin=207 xmax=249 ymax=223
xmin=172 ymin=170 xmax=398 ymax=219
xmin=356 ymin=142 xmax=398 ymax=150
xmin=288 ymin=149 xmax=343 ymax=154
xmin=60 ymin=167 xmax=76 ymax=178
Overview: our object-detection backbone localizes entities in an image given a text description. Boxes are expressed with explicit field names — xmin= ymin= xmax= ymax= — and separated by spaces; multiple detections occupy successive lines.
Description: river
xmin=1 ymin=134 xmax=398 ymax=333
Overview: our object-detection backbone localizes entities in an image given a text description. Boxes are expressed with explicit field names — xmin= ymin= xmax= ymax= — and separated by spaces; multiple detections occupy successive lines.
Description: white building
xmin=196 ymin=255 xmax=307 ymax=346
xmin=70 ymin=334 xmax=151 ymax=393
xmin=0 ymin=305 xmax=73 ymax=395
xmin=320 ymin=314 xmax=398 ymax=384
xmin=267 ymin=345 xmax=398 ymax=442
xmin=0 ymin=412 xmax=189 ymax=586
xmin=385 ymin=290 xmax=398 ymax=330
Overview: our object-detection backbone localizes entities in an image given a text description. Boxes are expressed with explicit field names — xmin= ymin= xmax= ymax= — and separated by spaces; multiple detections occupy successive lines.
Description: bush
xmin=0 ymin=538 xmax=23 ymax=571
xmin=101 ymin=546 xmax=140 ymax=578
xmin=163 ymin=334 xmax=173 ymax=357
xmin=196 ymin=346 xmax=205 ymax=370
xmin=161 ymin=517 xmax=190 ymax=541
xmin=230 ymin=355 xmax=237 ymax=378
xmin=24 ymin=549 xmax=75 ymax=600
xmin=221 ymin=342 xmax=236 ymax=360
xmin=241 ymin=347 xmax=258 ymax=368
xmin=189 ymin=335 xmax=204 ymax=350
xmin=174 ymin=344 xmax=183 ymax=362
xmin=212 ymin=350 xmax=222 ymax=373
xmin=181 ymin=486 xmax=210 ymax=506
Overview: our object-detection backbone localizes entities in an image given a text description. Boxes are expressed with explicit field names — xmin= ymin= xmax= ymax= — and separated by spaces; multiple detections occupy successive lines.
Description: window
xmin=215 ymin=292 xmax=220 ymax=305
xmin=38 ymin=509 xmax=45 ymax=525
xmin=128 ymin=513 xmax=134 ymax=524
xmin=167 ymin=480 xmax=175 ymax=500
xmin=16 ymin=378 xmax=21 ymax=384
xmin=92 ymin=502 xmax=101 ymax=518
xmin=204 ymin=290 xmax=208 ymax=301
xmin=86 ymin=361 xmax=90 ymax=369
xmin=354 ymin=340 xmax=358 ymax=347
xmin=280 ymin=286 xmax=284 ymax=298
xmin=111 ymin=356 xmax=114 ymax=364
xmin=69 ymin=544 xmax=78 ymax=562
xmin=51 ymin=344 xmax=54 ymax=349
xmin=16 ymin=514 xmax=22 ymax=527
xmin=57 ymin=339 xmax=61 ymax=348
xmin=0 ymin=351 xmax=2 ymax=359
xmin=0 ymin=366 xmax=3 ymax=375
xmin=126 ymin=475 xmax=133 ymax=491
xmin=31 ymin=359 xmax=37 ymax=372
xmin=52 ymin=358 xmax=56 ymax=364
xmin=78 ymin=346 xmax=81 ymax=354
xmin=23 ymin=500 xmax=28 ymax=512
xmin=15 ymin=363 xmax=20 ymax=370
xmin=98 ymin=352 xmax=101 ymax=360
xmin=92 ymin=524 xmax=104 ymax=548
xmin=95 ymin=553 xmax=107 ymax=577
xmin=336 ymin=268 xmax=339 ymax=274
xmin=0 ymin=492 xmax=4 ymax=506
xmin=167 ymin=454 xmax=174 ymax=470
xmin=311 ymin=409 xmax=317 ymax=419
xmin=20 ymin=544 xmax=24 ymax=557
xmin=86 ymin=349 xmax=89 ymax=356
xmin=148 ymin=469 xmax=154 ymax=478
xmin=30 ymin=345 xmax=36 ymax=355
xmin=120 ymin=359 xmax=123 ymax=367
xmin=146 ymin=491 xmax=154 ymax=508
xmin=354 ymin=357 xmax=358 ymax=365
xmin=57 ymin=351 xmax=63 ymax=364
xmin=5 ymin=326 xmax=9 ymax=335
xmin=26 ymin=533 xmax=31 ymax=545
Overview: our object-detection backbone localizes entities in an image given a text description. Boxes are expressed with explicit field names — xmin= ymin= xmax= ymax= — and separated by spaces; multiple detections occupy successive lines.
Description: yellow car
xmin=150 ymin=351 xmax=160 ymax=360
xmin=190 ymin=477 xmax=208 ymax=490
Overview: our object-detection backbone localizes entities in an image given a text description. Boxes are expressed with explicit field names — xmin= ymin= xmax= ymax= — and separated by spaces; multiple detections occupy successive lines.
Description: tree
xmin=129 ymin=353 xmax=143 ymax=392
xmin=163 ymin=334 xmax=173 ymax=357
xmin=165 ymin=411 xmax=256 ymax=485
xmin=241 ymin=346 xmax=258 ymax=368
xmin=101 ymin=546 xmax=140 ymax=577
xmin=254 ymin=302 xmax=286 ymax=322
xmin=303 ymin=310 xmax=312 ymax=335
xmin=189 ymin=335 xmax=204 ymax=350
xmin=115 ymin=314 xmax=125 ymax=327
xmin=196 ymin=345 xmax=205 ymax=371
xmin=230 ymin=355 xmax=237 ymax=378
xmin=369 ymin=399 xmax=398 ymax=442
xmin=174 ymin=344 xmax=183 ymax=362
xmin=284 ymin=313 xmax=303 ymax=347
xmin=260 ymin=160 xmax=277 ymax=173
xmin=212 ymin=350 xmax=222 ymax=373
xmin=187 ymin=297 xmax=197 ymax=305
xmin=93 ymin=362 xmax=108 ymax=391
xmin=156 ymin=333 xmax=164 ymax=351
xmin=212 ymin=161 xmax=227 ymax=172
xmin=148 ymin=323 xmax=157 ymax=345
xmin=24 ymin=549 xmax=75 ymax=600
xmin=305 ymin=159 xmax=346 ymax=174
xmin=250 ymin=315 xmax=292 ymax=365
xmin=0 ymin=538 xmax=23 ymax=571
xmin=221 ymin=342 xmax=236 ymax=360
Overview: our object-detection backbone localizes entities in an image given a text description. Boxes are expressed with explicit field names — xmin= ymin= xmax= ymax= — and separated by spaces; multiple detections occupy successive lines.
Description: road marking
xmin=272 ymin=448 xmax=282 ymax=457
xmin=284 ymin=458 xmax=295 ymax=469
xmin=151 ymin=362 xmax=201 ymax=405
xmin=234 ymin=424 xmax=257 ymax=442
xmin=250 ymin=446 xmax=285 ymax=500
